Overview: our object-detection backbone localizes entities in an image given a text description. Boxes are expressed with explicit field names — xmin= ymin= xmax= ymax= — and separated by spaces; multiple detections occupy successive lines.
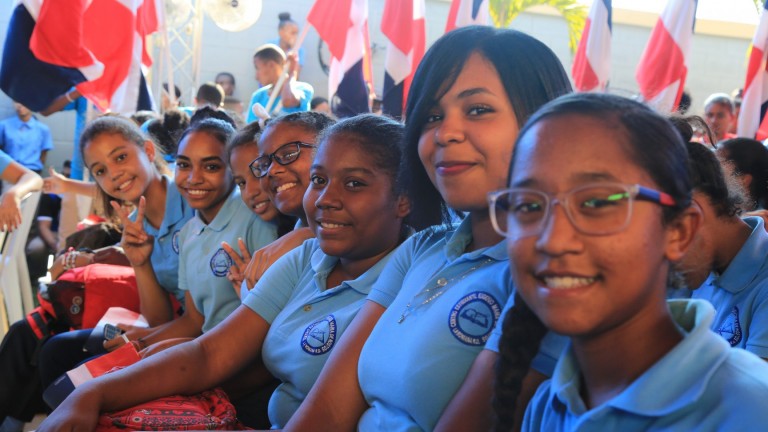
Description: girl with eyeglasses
xmin=493 ymin=93 xmax=768 ymax=431
xmin=222 ymin=112 xmax=333 ymax=296
xmin=282 ymin=26 xmax=571 ymax=432
xmin=37 ymin=115 xmax=413 ymax=431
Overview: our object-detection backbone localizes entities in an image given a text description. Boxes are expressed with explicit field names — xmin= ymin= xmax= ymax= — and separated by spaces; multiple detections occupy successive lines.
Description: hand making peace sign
xmin=111 ymin=197 xmax=154 ymax=267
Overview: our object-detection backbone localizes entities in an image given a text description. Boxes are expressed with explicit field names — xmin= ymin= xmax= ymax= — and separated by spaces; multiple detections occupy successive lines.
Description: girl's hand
xmin=245 ymin=227 xmax=314 ymax=286
xmin=111 ymin=197 xmax=154 ymax=267
xmin=103 ymin=324 xmax=153 ymax=352
xmin=221 ymin=238 xmax=251 ymax=296
xmin=0 ymin=192 xmax=22 ymax=232
xmin=36 ymin=385 xmax=101 ymax=431
xmin=43 ymin=166 xmax=70 ymax=194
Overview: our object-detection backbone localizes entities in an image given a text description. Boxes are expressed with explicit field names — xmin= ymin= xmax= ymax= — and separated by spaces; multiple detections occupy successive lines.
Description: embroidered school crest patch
xmin=716 ymin=306 xmax=742 ymax=346
xmin=210 ymin=248 xmax=233 ymax=277
xmin=301 ymin=315 xmax=337 ymax=355
xmin=449 ymin=291 xmax=501 ymax=346
xmin=172 ymin=230 xmax=180 ymax=254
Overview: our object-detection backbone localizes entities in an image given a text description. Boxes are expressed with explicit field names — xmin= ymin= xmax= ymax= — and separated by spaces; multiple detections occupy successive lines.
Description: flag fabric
xmin=635 ymin=0 xmax=698 ymax=113
xmin=738 ymin=0 xmax=768 ymax=139
xmin=445 ymin=0 xmax=489 ymax=33
xmin=308 ymin=0 xmax=372 ymax=118
xmin=1 ymin=0 xmax=160 ymax=114
xmin=381 ymin=0 xmax=425 ymax=118
xmin=572 ymin=0 xmax=612 ymax=92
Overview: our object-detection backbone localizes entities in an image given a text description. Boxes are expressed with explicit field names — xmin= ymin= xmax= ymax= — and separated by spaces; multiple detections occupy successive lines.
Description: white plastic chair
xmin=0 ymin=191 xmax=41 ymax=338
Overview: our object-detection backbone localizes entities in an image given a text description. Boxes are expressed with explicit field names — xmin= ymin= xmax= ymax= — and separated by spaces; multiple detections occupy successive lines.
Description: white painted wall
xmin=0 ymin=1 xmax=753 ymax=171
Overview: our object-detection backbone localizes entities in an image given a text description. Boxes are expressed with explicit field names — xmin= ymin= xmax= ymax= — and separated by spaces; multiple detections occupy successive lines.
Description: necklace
xmin=397 ymin=258 xmax=494 ymax=324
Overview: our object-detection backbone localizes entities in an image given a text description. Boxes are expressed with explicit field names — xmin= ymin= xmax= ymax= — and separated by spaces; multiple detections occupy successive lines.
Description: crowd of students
xmin=0 ymin=23 xmax=766 ymax=432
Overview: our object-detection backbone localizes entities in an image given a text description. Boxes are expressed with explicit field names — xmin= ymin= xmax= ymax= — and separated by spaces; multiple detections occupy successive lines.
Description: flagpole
xmin=264 ymin=22 xmax=310 ymax=115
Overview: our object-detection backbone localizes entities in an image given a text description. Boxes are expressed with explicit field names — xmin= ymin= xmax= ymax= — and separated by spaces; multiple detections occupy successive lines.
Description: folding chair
xmin=0 ymin=191 xmax=41 ymax=338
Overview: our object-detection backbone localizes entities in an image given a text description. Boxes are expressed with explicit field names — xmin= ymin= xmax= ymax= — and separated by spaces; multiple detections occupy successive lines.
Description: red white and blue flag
xmin=308 ymin=0 xmax=372 ymax=118
xmin=1 ymin=0 xmax=160 ymax=114
xmin=445 ymin=0 xmax=489 ymax=33
xmin=635 ymin=0 xmax=698 ymax=112
xmin=572 ymin=0 xmax=612 ymax=92
xmin=738 ymin=0 xmax=768 ymax=139
xmin=381 ymin=0 xmax=425 ymax=119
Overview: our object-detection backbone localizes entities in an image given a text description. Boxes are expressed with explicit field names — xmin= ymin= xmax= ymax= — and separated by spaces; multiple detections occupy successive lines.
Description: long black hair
xmin=402 ymin=26 xmax=572 ymax=231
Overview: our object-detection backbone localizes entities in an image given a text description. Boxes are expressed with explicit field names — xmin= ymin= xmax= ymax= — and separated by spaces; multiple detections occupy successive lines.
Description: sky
xmin=580 ymin=0 xmax=762 ymax=25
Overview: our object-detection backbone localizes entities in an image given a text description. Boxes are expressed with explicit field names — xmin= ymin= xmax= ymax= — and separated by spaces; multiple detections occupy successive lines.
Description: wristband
xmin=64 ymin=91 xmax=74 ymax=103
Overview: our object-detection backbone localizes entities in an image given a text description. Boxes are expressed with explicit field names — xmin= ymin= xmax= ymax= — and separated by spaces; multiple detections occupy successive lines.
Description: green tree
xmin=489 ymin=0 xmax=587 ymax=52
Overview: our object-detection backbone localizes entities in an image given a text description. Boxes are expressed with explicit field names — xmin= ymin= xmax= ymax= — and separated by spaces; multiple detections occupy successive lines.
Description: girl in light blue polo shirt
xmin=494 ymin=93 xmax=768 ymax=431
xmin=37 ymin=116 xmax=196 ymax=390
xmin=36 ymin=115 xmax=413 ymax=431
xmin=281 ymin=26 xmax=573 ymax=432
xmin=133 ymin=118 xmax=277 ymax=347
xmin=677 ymin=139 xmax=768 ymax=359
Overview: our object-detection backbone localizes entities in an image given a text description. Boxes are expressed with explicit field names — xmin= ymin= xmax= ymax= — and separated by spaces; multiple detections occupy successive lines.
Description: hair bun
xmin=278 ymin=12 xmax=291 ymax=21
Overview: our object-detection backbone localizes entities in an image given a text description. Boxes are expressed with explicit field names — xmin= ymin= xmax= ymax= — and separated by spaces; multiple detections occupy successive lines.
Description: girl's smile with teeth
xmin=540 ymin=276 xmax=598 ymax=290
xmin=276 ymin=182 xmax=297 ymax=193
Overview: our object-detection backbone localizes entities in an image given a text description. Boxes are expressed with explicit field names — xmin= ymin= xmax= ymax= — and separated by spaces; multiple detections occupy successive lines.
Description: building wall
xmin=0 ymin=1 xmax=754 ymax=170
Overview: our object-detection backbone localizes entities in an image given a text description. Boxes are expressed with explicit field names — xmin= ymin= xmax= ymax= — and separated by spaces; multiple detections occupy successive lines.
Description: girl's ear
xmin=396 ymin=195 xmax=411 ymax=219
xmin=143 ymin=140 xmax=156 ymax=162
xmin=664 ymin=204 xmax=702 ymax=262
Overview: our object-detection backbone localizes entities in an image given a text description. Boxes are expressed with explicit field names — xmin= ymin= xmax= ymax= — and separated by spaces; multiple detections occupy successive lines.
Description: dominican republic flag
xmin=738 ymin=0 xmax=768 ymax=139
xmin=308 ymin=0 xmax=372 ymax=118
xmin=635 ymin=0 xmax=697 ymax=112
xmin=1 ymin=0 xmax=160 ymax=114
xmin=445 ymin=0 xmax=489 ymax=33
xmin=381 ymin=0 xmax=425 ymax=118
xmin=572 ymin=0 xmax=612 ymax=92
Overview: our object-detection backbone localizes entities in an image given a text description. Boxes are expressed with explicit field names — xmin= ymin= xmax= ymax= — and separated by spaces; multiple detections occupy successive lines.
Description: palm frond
xmin=489 ymin=0 xmax=587 ymax=53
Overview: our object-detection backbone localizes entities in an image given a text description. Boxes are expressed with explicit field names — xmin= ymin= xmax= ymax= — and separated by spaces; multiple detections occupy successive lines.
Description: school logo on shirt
xmin=301 ymin=315 xmax=337 ymax=355
xmin=172 ymin=230 xmax=180 ymax=254
xmin=716 ymin=306 xmax=742 ymax=346
xmin=210 ymin=248 xmax=233 ymax=277
xmin=449 ymin=291 xmax=501 ymax=346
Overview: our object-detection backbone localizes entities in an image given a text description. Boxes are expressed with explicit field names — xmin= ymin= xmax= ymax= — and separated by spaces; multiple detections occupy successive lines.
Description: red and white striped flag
xmin=635 ymin=0 xmax=698 ymax=112
xmin=381 ymin=0 xmax=425 ymax=118
xmin=572 ymin=0 xmax=612 ymax=92
xmin=445 ymin=0 xmax=489 ymax=33
xmin=308 ymin=0 xmax=372 ymax=118
xmin=738 ymin=0 xmax=768 ymax=139
xmin=1 ymin=0 xmax=160 ymax=114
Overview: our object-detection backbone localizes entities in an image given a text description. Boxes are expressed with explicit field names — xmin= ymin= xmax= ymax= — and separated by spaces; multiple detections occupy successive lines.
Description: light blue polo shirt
xmin=243 ymin=238 xmax=397 ymax=428
xmin=0 ymin=115 xmax=53 ymax=171
xmin=245 ymin=81 xmax=313 ymax=123
xmin=691 ymin=216 xmax=768 ymax=358
xmin=0 ymin=150 xmax=12 ymax=175
xmin=523 ymin=299 xmax=768 ymax=431
xmin=128 ymin=177 xmax=195 ymax=306
xmin=178 ymin=187 xmax=277 ymax=332
xmin=357 ymin=217 xmax=512 ymax=431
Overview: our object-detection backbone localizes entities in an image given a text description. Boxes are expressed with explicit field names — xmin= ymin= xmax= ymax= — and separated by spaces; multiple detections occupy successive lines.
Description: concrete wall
xmin=0 ymin=1 xmax=755 ymax=171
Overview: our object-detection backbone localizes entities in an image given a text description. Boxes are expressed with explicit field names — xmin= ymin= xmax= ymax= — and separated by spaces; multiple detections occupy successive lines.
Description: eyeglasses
xmin=249 ymin=141 xmax=316 ymax=178
xmin=487 ymin=183 xmax=677 ymax=239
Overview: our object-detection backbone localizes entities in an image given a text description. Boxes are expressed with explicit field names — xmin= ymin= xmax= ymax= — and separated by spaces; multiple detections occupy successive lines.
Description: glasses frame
xmin=487 ymin=182 xmax=677 ymax=238
xmin=249 ymin=141 xmax=316 ymax=178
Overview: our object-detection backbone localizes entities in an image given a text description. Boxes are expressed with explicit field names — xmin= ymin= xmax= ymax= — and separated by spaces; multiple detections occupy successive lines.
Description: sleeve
xmin=297 ymin=83 xmax=313 ymax=111
xmin=366 ymin=238 xmax=415 ymax=308
xmin=41 ymin=125 xmax=54 ymax=151
xmin=0 ymin=150 xmax=13 ymax=176
xmin=484 ymin=295 xmax=514 ymax=352
xmin=245 ymin=215 xmax=278 ymax=252
xmin=242 ymin=242 xmax=308 ymax=323
xmin=246 ymin=90 xmax=259 ymax=124
xmin=745 ymin=285 xmax=768 ymax=358
xmin=176 ymin=224 xmax=191 ymax=292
